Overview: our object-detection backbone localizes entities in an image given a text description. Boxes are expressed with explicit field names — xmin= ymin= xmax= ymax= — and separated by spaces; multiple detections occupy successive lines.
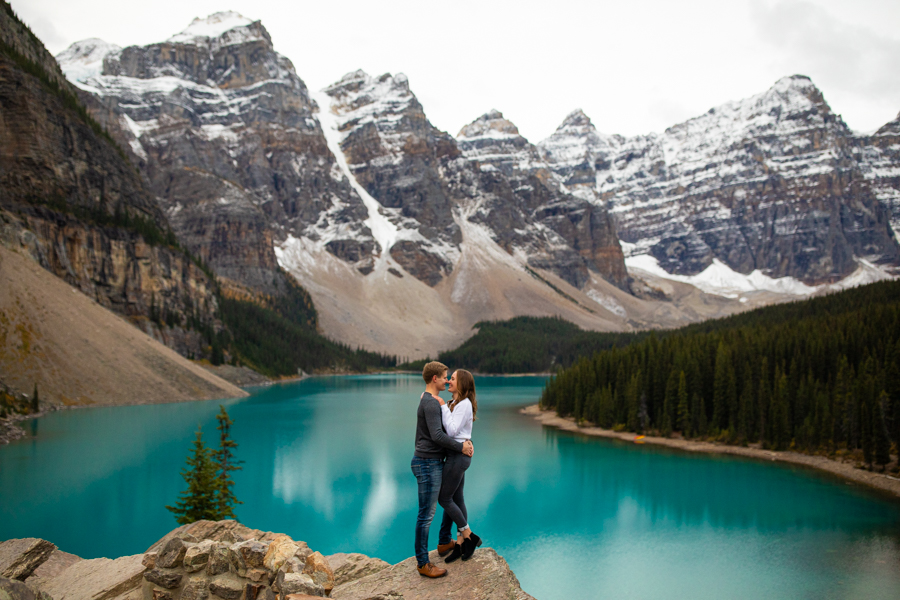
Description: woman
xmin=436 ymin=369 xmax=482 ymax=562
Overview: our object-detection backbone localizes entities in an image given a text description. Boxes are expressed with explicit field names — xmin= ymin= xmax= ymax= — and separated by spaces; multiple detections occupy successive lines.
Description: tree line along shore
xmin=538 ymin=279 xmax=900 ymax=477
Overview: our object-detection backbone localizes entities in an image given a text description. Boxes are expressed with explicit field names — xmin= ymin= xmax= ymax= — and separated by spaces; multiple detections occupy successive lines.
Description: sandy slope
xmin=0 ymin=245 xmax=247 ymax=406
xmin=279 ymin=216 xmax=762 ymax=358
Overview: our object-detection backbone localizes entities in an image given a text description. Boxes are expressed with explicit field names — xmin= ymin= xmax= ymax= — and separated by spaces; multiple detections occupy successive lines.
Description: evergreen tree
xmin=874 ymin=391 xmax=892 ymax=471
xmin=167 ymin=426 xmax=219 ymax=524
xmin=772 ymin=372 xmax=791 ymax=450
xmin=213 ymin=405 xmax=243 ymax=519
xmin=738 ymin=371 xmax=752 ymax=445
xmin=30 ymin=384 xmax=38 ymax=413
xmin=757 ymin=358 xmax=769 ymax=445
xmin=712 ymin=342 xmax=729 ymax=432
xmin=676 ymin=371 xmax=690 ymax=437
xmin=662 ymin=370 xmax=678 ymax=436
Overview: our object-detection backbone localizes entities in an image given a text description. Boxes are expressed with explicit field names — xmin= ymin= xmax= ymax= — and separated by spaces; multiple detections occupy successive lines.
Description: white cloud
xmin=9 ymin=0 xmax=900 ymax=139
xmin=751 ymin=0 xmax=900 ymax=131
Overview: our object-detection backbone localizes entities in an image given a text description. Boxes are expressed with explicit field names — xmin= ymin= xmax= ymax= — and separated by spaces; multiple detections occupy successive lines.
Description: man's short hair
xmin=423 ymin=361 xmax=448 ymax=384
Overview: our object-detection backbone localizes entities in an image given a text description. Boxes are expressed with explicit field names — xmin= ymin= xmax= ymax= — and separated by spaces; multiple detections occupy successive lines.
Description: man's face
xmin=433 ymin=371 xmax=448 ymax=391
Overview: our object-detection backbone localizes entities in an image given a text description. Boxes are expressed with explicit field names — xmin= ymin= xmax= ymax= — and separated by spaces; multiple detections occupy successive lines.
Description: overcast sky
xmin=12 ymin=0 xmax=900 ymax=142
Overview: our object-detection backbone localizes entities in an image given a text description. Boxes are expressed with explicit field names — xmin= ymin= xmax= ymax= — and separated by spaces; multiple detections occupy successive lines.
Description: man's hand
xmin=462 ymin=440 xmax=474 ymax=457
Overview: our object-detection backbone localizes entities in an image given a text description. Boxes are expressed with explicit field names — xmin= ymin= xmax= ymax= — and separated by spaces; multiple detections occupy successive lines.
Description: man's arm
xmin=423 ymin=399 xmax=464 ymax=453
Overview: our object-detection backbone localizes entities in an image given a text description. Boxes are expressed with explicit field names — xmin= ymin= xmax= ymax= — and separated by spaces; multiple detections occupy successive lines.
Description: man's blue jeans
xmin=411 ymin=456 xmax=443 ymax=567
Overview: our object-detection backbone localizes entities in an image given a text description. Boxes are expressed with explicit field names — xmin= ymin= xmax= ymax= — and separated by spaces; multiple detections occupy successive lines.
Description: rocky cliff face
xmin=539 ymin=76 xmax=900 ymax=283
xmin=457 ymin=109 xmax=628 ymax=289
xmin=58 ymin=13 xmax=378 ymax=293
xmin=859 ymin=111 xmax=900 ymax=244
xmin=323 ymin=70 xmax=463 ymax=285
xmin=321 ymin=75 xmax=628 ymax=290
xmin=0 ymin=520 xmax=533 ymax=600
xmin=0 ymin=4 xmax=220 ymax=358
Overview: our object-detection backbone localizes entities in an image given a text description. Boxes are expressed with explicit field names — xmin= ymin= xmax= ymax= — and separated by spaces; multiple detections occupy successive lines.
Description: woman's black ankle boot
xmin=444 ymin=542 xmax=463 ymax=563
xmin=461 ymin=532 xmax=482 ymax=560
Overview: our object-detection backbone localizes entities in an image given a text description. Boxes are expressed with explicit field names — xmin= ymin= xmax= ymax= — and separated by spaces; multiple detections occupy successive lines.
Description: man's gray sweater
xmin=414 ymin=392 xmax=464 ymax=458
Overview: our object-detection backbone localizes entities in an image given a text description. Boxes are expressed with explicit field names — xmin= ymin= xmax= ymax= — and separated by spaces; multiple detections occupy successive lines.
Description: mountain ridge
xmin=52 ymin=11 xmax=900 ymax=357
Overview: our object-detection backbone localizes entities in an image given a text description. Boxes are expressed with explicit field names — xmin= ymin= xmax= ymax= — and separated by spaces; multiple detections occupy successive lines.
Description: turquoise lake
xmin=2 ymin=374 xmax=900 ymax=599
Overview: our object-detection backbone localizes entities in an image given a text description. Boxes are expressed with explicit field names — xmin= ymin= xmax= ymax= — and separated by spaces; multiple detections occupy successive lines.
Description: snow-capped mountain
xmin=860 ymin=111 xmax=900 ymax=241
xmin=54 ymin=12 xmax=900 ymax=356
xmin=57 ymin=12 xmax=376 ymax=295
xmin=539 ymin=76 xmax=900 ymax=283
xmin=56 ymin=13 xmax=643 ymax=355
xmin=455 ymin=109 xmax=628 ymax=290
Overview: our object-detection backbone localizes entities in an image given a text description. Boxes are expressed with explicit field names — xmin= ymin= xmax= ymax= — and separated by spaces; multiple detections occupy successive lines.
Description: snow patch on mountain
xmin=627 ymin=253 xmax=894 ymax=298
xmin=627 ymin=254 xmax=816 ymax=297
xmin=167 ymin=11 xmax=255 ymax=43
xmin=312 ymin=88 xmax=398 ymax=256
xmin=56 ymin=38 xmax=121 ymax=83
xmin=586 ymin=289 xmax=627 ymax=317
xmin=324 ymin=71 xmax=416 ymax=162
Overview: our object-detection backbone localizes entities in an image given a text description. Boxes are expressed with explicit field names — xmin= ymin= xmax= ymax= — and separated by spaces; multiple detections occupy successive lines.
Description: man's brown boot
xmin=437 ymin=541 xmax=456 ymax=557
xmin=417 ymin=562 xmax=447 ymax=578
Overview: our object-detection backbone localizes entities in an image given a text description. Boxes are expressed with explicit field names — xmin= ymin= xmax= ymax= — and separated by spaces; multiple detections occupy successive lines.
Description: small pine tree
xmin=30 ymin=384 xmax=39 ymax=413
xmin=167 ymin=426 xmax=220 ymax=524
xmin=213 ymin=405 xmax=243 ymax=519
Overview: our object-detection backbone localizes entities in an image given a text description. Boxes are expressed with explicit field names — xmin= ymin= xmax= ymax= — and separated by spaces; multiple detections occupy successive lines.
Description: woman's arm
xmin=441 ymin=399 xmax=473 ymax=439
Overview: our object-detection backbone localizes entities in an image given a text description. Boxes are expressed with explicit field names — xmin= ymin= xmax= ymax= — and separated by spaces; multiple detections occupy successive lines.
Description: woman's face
xmin=448 ymin=371 xmax=458 ymax=394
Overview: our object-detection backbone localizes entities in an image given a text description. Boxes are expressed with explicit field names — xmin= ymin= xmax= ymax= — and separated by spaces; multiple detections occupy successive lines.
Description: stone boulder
xmin=21 ymin=550 xmax=82 ymax=590
xmin=300 ymin=552 xmax=333 ymax=594
xmin=39 ymin=554 xmax=146 ymax=600
xmin=0 ymin=577 xmax=53 ymax=600
xmin=263 ymin=536 xmax=308 ymax=574
xmin=331 ymin=548 xmax=535 ymax=600
xmin=325 ymin=554 xmax=390 ymax=586
xmin=0 ymin=539 xmax=56 ymax=581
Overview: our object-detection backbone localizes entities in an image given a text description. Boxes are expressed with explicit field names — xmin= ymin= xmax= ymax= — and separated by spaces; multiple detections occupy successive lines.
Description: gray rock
xmin=181 ymin=577 xmax=210 ymax=600
xmin=0 ymin=577 xmax=53 ymax=600
xmin=39 ymin=553 xmax=146 ymax=600
xmin=220 ymin=531 xmax=244 ymax=545
xmin=144 ymin=569 xmax=182 ymax=590
xmin=279 ymin=573 xmax=323 ymax=597
xmin=0 ymin=539 xmax=56 ymax=581
xmin=156 ymin=538 xmax=188 ymax=569
xmin=20 ymin=549 xmax=82 ymax=590
xmin=183 ymin=541 xmax=214 ymax=574
xmin=206 ymin=544 xmax=231 ymax=577
xmin=207 ymin=574 xmax=244 ymax=600
xmin=234 ymin=540 xmax=268 ymax=571
xmin=326 ymin=553 xmax=390 ymax=586
xmin=332 ymin=548 xmax=534 ymax=600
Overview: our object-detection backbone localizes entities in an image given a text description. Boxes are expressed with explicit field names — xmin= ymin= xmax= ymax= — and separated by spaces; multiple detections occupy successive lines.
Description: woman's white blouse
xmin=441 ymin=398 xmax=473 ymax=442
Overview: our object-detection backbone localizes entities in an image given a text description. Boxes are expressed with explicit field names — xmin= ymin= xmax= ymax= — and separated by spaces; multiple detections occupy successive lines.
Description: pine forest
xmin=540 ymin=280 xmax=900 ymax=471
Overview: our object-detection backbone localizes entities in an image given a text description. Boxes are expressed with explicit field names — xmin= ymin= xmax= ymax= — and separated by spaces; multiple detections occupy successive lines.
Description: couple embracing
xmin=411 ymin=361 xmax=482 ymax=578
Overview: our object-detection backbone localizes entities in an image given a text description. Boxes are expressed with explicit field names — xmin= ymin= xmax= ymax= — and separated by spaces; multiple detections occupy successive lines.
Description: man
xmin=411 ymin=361 xmax=474 ymax=578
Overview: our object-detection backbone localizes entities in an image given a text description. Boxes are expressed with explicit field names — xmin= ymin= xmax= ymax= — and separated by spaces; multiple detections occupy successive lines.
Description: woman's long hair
xmin=450 ymin=369 xmax=477 ymax=420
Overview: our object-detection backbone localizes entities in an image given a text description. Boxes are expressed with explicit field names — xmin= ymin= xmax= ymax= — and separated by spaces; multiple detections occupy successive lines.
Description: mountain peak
xmin=457 ymin=109 xmax=521 ymax=139
xmin=167 ymin=11 xmax=257 ymax=43
xmin=560 ymin=109 xmax=593 ymax=129
xmin=56 ymin=38 xmax=121 ymax=83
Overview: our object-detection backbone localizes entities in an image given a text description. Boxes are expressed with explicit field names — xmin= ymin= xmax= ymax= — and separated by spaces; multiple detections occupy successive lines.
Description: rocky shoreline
xmin=0 ymin=520 xmax=533 ymax=600
xmin=521 ymin=404 xmax=900 ymax=500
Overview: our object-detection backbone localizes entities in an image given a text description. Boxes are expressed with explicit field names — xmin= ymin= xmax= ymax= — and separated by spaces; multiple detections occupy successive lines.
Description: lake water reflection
xmin=1 ymin=374 xmax=899 ymax=599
